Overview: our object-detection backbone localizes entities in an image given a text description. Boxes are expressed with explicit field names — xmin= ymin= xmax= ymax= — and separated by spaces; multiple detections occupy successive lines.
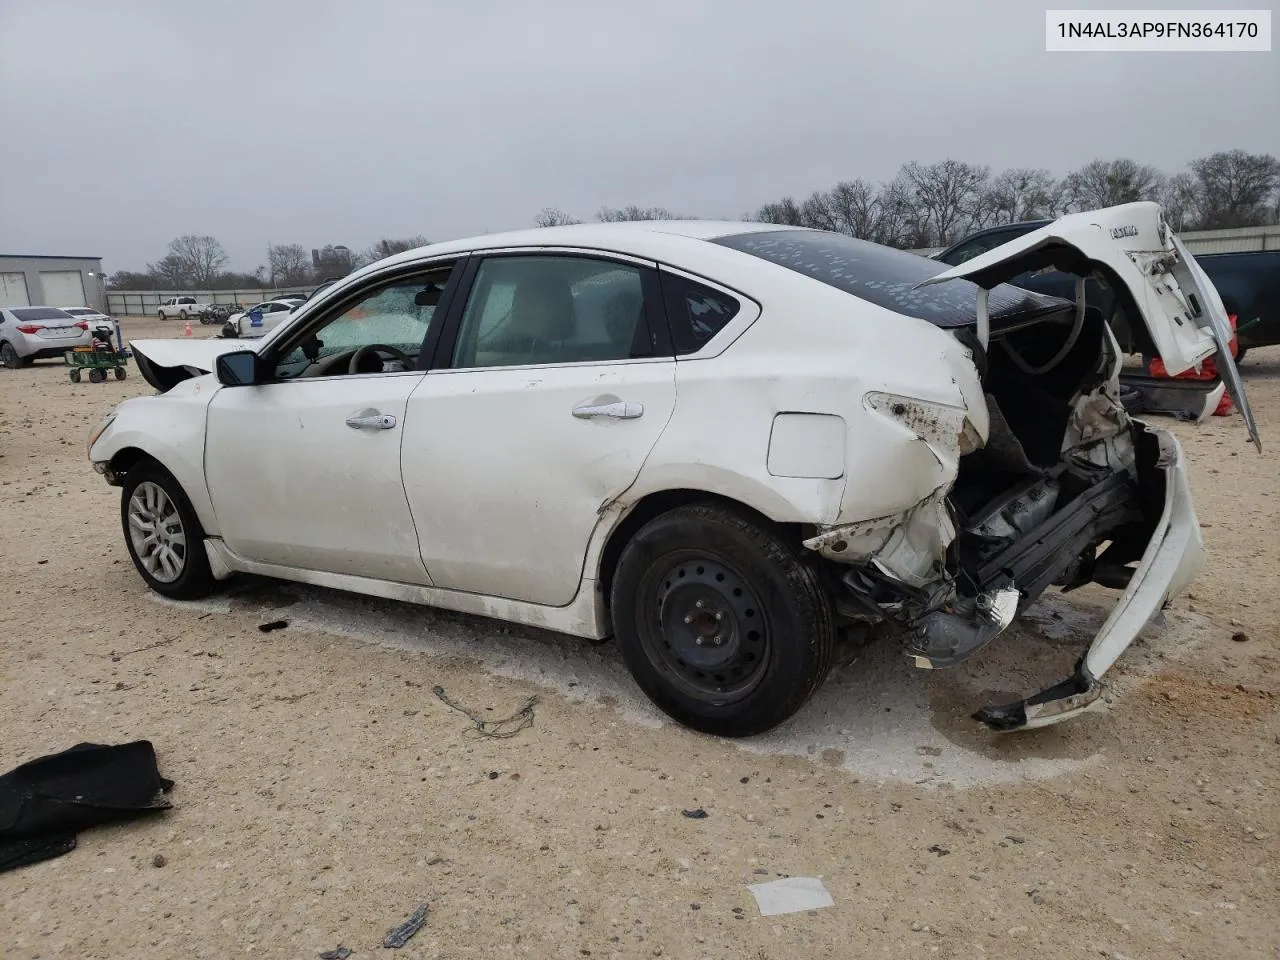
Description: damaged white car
xmin=88 ymin=202 xmax=1257 ymax=737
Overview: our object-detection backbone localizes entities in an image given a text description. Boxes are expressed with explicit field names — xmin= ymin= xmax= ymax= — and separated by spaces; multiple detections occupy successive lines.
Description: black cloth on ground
xmin=0 ymin=740 xmax=173 ymax=873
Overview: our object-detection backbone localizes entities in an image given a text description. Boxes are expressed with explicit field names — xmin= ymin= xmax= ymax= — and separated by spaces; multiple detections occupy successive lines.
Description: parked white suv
xmin=157 ymin=297 xmax=209 ymax=321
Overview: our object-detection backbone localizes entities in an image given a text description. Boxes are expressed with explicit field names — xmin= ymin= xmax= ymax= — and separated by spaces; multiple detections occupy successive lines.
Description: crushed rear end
xmin=802 ymin=202 xmax=1255 ymax=731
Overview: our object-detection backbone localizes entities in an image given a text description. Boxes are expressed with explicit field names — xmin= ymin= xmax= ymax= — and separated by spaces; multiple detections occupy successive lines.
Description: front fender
xmin=89 ymin=378 xmax=218 ymax=535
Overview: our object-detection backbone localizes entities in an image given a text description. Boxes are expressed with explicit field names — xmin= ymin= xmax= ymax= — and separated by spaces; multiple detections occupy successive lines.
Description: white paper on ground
xmin=747 ymin=876 xmax=834 ymax=916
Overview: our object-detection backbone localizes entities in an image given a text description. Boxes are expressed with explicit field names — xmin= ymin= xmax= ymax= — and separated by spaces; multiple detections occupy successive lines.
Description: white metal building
xmin=0 ymin=254 xmax=106 ymax=310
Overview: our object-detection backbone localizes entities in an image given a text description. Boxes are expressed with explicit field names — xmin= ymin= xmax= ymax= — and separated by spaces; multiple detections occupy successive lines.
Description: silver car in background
xmin=0 ymin=306 xmax=94 ymax=368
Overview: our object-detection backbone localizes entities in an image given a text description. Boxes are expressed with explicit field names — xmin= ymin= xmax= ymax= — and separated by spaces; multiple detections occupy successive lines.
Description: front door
xmin=403 ymin=253 xmax=677 ymax=606
xmin=205 ymin=270 xmax=455 ymax=582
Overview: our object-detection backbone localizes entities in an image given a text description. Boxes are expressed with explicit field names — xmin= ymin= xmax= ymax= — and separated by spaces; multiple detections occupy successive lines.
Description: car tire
xmin=0 ymin=342 xmax=20 ymax=369
xmin=158 ymin=312 xmax=166 ymax=320
xmin=120 ymin=460 xmax=217 ymax=600
xmin=69 ymin=368 xmax=82 ymax=383
xmin=610 ymin=502 xmax=836 ymax=737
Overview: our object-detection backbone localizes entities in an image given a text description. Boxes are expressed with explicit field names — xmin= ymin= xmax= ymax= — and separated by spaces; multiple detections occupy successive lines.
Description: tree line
xmin=537 ymin=150 xmax=1280 ymax=249
xmin=108 ymin=149 xmax=1278 ymax=289
xmin=107 ymin=236 xmax=429 ymax=290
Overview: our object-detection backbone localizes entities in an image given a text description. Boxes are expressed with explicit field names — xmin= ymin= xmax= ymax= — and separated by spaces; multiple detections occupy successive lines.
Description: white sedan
xmin=87 ymin=204 xmax=1255 ymax=736
xmin=225 ymin=298 xmax=303 ymax=338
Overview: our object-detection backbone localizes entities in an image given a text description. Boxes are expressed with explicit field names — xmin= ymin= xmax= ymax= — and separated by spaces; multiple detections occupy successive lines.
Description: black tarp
xmin=0 ymin=740 xmax=173 ymax=873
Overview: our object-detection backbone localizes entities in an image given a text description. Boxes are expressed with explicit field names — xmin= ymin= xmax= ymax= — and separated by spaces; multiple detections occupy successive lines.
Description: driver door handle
xmin=572 ymin=401 xmax=644 ymax=420
xmin=346 ymin=413 xmax=397 ymax=430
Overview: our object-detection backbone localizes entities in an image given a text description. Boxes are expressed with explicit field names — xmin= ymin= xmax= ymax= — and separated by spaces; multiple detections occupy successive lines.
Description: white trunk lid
xmin=919 ymin=201 xmax=1259 ymax=451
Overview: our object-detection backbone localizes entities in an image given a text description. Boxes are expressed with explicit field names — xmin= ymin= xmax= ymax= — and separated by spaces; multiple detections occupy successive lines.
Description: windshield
xmin=713 ymin=229 xmax=1070 ymax=329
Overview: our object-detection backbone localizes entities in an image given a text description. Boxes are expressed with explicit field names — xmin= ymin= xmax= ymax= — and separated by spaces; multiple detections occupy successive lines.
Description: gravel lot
xmin=2 ymin=316 xmax=1277 ymax=959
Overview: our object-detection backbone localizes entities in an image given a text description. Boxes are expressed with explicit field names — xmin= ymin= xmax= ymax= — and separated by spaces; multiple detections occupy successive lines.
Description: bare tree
xmin=1061 ymin=158 xmax=1164 ymax=211
xmin=797 ymin=191 xmax=838 ymax=232
xmin=145 ymin=253 xmax=189 ymax=288
xmin=753 ymin=197 xmax=805 ymax=225
xmin=1158 ymin=173 xmax=1200 ymax=231
xmin=533 ymin=207 xmax=580 ymax=227
xmin=822 ymin=180 xmax=886 ymax=242
xmin=161 ymin=235 xmax=228 ymax=287
xmin=268 ymin=243 xmax=312 ymax=286
xmin=597 ymin=205 xmax=681 ymax=221
xmin=313 ymin=244 xmax=356 ymax=281
xmin=979 ymin=168 xmax=1058 ymax=226
xmin=899 ymin=160 xmax=991 ymax=246
xmin=1187 ymin=150 xmax=1280 ymax=229
xmin=362 ymin=236 xmax=430 ymax=264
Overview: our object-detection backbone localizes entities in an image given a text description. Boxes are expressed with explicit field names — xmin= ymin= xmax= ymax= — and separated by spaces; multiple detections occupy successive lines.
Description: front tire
xmin=120 ymin=461 xmax=217 ymax=600
xmin=610 ymin=503 xmax=835 ymax=737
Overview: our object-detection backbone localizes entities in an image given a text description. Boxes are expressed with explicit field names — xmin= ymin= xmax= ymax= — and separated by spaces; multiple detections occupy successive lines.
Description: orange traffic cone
xmin=184 ymin=318 xmax=192 ymax=337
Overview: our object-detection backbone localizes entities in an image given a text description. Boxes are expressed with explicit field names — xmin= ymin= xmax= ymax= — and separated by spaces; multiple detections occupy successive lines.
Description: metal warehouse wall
xmin=0 ymin=256 xmax=106 ymax=310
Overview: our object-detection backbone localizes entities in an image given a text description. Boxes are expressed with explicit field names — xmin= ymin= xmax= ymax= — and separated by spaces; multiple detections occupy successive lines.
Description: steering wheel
xmin=348 ymin=343 xmax=413 ymax=375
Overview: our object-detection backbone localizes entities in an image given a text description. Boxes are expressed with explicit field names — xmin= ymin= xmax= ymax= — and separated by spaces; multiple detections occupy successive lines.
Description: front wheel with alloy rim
xmin=120 ymin=462 xmax=217 ymax=600
xmin=610 ymin=503 xmax=836 ymax=737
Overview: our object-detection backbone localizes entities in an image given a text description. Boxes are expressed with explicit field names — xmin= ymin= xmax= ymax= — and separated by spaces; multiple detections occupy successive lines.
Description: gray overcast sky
xmin=2 ymin=0 xmax=1276 ymax=272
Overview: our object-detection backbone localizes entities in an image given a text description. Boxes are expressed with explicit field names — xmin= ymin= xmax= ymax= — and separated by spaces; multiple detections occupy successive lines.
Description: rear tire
xmin=610 ymin=503 xmax=835 ymax=737
xmin=120 ymin=461 xmax=217 ymax=600
xmin=0 ymin=342 xmax=19 ymax=369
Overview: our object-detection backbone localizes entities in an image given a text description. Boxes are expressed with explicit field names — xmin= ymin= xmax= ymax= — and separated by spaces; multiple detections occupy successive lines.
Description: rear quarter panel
xmin=634 ymin=279 xmax=983 ymax=525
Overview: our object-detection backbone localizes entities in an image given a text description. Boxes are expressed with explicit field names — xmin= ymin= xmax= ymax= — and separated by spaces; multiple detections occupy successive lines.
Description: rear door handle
xmin=572 ymin=401 xmax=644 ymax=420
xmin=345 ymin=413 xmax=397 ymax=430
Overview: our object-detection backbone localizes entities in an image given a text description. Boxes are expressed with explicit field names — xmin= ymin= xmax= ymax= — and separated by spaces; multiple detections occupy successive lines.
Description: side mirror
xmin=215 ymin=350 xmax=262 ymax=386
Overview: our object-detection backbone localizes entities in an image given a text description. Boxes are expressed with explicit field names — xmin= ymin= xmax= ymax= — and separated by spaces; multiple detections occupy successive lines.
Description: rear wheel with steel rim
xmin=611 ymin=503 xmax=835 ymax=737
xmin=120 ymin=461 xmax=216 ymax=600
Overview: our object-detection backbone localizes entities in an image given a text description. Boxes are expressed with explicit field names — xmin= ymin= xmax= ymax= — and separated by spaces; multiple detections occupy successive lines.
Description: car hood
xmin=918 ymin=201 xmax=1259 ymax=451
xmin=131 ymin=338 xmax=265 ymax=392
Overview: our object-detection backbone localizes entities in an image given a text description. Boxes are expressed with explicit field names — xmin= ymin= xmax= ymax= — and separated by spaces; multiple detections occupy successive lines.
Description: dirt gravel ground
xmin=2 ymin=316 xmax=1277 ymax=960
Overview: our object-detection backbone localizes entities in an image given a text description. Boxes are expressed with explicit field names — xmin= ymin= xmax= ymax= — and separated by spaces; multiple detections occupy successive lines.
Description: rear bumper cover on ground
xmin=975 ymin=424 xmax=1203 ymax=731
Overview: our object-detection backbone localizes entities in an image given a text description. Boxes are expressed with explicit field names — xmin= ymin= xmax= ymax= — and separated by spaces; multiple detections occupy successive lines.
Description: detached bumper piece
xmin=974 ymin=658 xmax=1102 ymax=731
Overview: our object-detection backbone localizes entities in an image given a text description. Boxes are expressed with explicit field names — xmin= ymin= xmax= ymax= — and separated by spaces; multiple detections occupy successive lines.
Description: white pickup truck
xmin=156 ymin=296 xmax=210 ymax=321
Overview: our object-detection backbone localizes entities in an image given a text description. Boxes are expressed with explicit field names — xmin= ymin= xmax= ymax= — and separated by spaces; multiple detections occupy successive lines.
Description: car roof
xmin=375 ymin=219 xmax=807 ymax=267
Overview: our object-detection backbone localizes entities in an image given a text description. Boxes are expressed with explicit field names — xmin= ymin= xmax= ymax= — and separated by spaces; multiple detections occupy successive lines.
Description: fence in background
xmin=905 ymin=224 xmax=1280 ymax=260
xmin=107 ymin=287 xmax=313 ymax=317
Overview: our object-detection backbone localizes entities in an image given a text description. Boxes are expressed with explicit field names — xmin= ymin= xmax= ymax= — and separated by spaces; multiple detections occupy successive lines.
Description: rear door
xmin=921 ymin=201 xmax=1259 ymax=449
xmin=402 ymin=251 xmax=677 ymax=606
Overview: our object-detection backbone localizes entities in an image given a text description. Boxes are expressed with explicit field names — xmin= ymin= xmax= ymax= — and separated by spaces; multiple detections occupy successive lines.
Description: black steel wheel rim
xmin=639 ymin=551 xmax=771 ymax=703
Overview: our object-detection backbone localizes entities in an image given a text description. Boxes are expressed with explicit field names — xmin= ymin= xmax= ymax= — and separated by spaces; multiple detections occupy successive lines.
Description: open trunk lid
xmin=918 ymin=201 xmax=1259 ymax=451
